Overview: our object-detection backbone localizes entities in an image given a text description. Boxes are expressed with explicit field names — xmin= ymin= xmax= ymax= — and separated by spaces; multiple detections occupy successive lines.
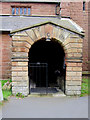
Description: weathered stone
xmin=12 ymin=81 xmax=28 ymax=87
xmin=12 ymin=76 xmax=28 ymax=82
xmin=66 ymin=85 xmax=81 ymax=91
xmin=26 ymin=36 xmax=34 ymax=45
xmin=64 ymin=45 xmax=70 ymax=52
xmin=66 ymin=76 xmax=82 ymax=81
xmin=14 ymin=31 xmax=28 ymax=36
xmin=66 ymin=48 xmax=82 ymax=53
xmin=67 ymin=63 xmax=82 ymax=67
xmin=12 ymin=47 xmax=29 ymax=52
xmin=18 ymin=62 xmax=28 ymax=66
xmin=53 ymin=26 xmax=59 ymax=39
xmin=66 ymin=90 xmax=81 ymax=95
xmin=66 ymin=71 xmax=82 ymax=77
xmin=12 ymin=72 xmax=18 ymax=76
xmin=13 ymin=41 xmax=25 ymax=47
xmin=70 ymin=43 xmax=83 ymax=48
xmin=25 ymin=29 xmax=36 ymax=41
xmin=12 ymin=62 xmax=18 ymax=66
xmin=33 ymin=27 xmax=41 ymax=40
xmin=70 ymin=38 xmax=83 ymax=43
xmin=39 ymin=25 xmax=45 ymax=38
xmin=12 ymin=67 xmax=23 ymax=71
xmin=12 ymin=52 xmax=28 ymax=58
xmin=66 ymin=81 xmax=81 ymax=85
xmin=17 ymin=72 xmax=28 ymax=77
xmin=63 ymin=37 xmax=70 ymax=45
xmin=12 ymin=86 xmax=29 ymax=96
xmin=45 ymin=24 xmax=53 ymax=38
xmin=67 ymin=67 xmax=82 ymax=71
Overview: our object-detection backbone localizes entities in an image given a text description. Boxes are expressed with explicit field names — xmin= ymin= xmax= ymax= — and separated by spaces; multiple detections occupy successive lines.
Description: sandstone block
xmin=12 ymin=81 xmax=28 ymax=87
xmin=26 ymin=29 xmax=37 ymax=41
xmin=66 ymin=80 xmax=81 ymax=85
xmin=12 ymin=67 xmax=23 ymax=71
xmin=66 ymin=90 xmax=81 ymax=95
xmin=18 ymin=62 xmax=28 ymax=66
xmin=12 ymin=52 xmax=28 ymax=58
xmin=12 ymin=72 xmax=18 ymax=76
xmin=66 ymin=71 xmax=82 ymax=77
xmin=66 ymin=85 xmax=81 ymax=91
xmin=26 ymin=36 xmax=34 ymax=45
xmin=12 ymin=62 xmax=18 ymax=66
xmin=66 ymin=76 xmax=82 ymax=81
xmin=67 ymin=67 xmax=82 ymax=71
xmin=33 ymin=27 xmax=41 ymax=40
xmin=17 ymin=72 xmax=28 ymax=77
xmin=45 ymin=24 xmax=53 ymax=38
xmin=39 ymin=25 xmax=45 ymax=38
xmin=12 ymin=47 xmax=29 ymax=52
xmin=12 ymin=76 xmax=28 ymax=82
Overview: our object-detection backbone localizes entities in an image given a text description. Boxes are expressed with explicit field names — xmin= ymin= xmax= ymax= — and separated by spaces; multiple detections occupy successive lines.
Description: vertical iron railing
xmin=29 ymin=63 xmax=48 ymax=94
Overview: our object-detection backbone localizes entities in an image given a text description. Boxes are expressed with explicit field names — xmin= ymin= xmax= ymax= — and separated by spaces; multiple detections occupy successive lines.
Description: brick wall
xmin=61 ymin=2 xmax=70 ymax=17
xmin=81 ymin=2 xmax=88 ymax=72
xmin=1 ymin=32 xmax=12 ymax=79
xmin=61 ymin=2 xmax=89 ymax=71
xmin=0 ymin=1 xmax=89 ymax=80
xmin=0 ymin=2 xmax=56 ymax=16
xmin=0 ymin=33 xmax=2 ymax=80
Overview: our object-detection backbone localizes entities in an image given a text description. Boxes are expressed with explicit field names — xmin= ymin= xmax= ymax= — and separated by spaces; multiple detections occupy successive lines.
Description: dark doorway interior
xmin=28 ymin=38 xmax=65 ymax=92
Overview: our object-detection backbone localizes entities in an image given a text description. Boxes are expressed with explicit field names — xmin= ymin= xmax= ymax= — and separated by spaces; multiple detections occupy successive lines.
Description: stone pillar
xmin=12 ymin=61 xmax=29 ymax=96
xmin=65 ymin=35 xmax=83 ymax=95
xmin=11 ymin=34 xmax=30 ymax=96
xmin=66 ymin=62 xmax=82 ymax=95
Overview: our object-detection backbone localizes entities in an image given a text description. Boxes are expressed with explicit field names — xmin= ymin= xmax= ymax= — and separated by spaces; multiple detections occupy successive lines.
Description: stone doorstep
xmin=53 ymin=88 xmax=66 ymax=97
xmin=29 ymin=87 xmax=66 ymax=97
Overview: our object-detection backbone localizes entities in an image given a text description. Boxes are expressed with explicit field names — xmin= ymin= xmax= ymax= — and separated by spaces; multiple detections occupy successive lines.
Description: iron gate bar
xmin=29 ymin=63 xmax=48 ymax=94
xmin=46 ymin=64 xmax=48 ymax=94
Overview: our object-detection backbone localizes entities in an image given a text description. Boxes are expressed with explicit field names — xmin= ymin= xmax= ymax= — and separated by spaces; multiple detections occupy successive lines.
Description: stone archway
xmin=11 ymin=22 xmax=83 ymax=96
xmin=28 ymin=38 xmax=65 ymax=93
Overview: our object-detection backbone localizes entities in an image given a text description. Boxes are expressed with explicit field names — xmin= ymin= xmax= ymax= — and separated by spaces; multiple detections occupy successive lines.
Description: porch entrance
xmin=11 ymin=21 xmax=83 ymax=96
xmin=28 ymin=39 xmax=66 ymax=94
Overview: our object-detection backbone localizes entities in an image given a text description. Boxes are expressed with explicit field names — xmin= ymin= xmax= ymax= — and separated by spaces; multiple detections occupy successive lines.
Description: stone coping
xmin=10 ymin=21 xmax=85 ymax=36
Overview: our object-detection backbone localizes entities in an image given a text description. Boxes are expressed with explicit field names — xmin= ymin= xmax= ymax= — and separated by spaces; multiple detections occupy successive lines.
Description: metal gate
xmin=29 ymin=63 xmax=48 ymax=94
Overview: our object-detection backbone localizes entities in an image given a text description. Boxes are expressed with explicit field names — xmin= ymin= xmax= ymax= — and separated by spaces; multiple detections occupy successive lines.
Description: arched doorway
xmin=11 ymin=22 xmax=83 ymax=96
xmin=28 ymin=38 xmax=66 ymax=94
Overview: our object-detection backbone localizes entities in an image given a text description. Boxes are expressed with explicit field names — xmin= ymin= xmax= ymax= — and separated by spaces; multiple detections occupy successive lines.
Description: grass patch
xmin=1 ymin=79 xmax=11 ymax=87
xmin=1 ymin=80 xmax=12 ymax=100
xmin=80 ymin=77 xmax=88 ymax=97
xmin=16 ymin=93 xmax=25 ymax=98
xmin=2 ymin=90 xmax=12 ymax=99
xmin=0 ymin=102 xmax=3 ymax=105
